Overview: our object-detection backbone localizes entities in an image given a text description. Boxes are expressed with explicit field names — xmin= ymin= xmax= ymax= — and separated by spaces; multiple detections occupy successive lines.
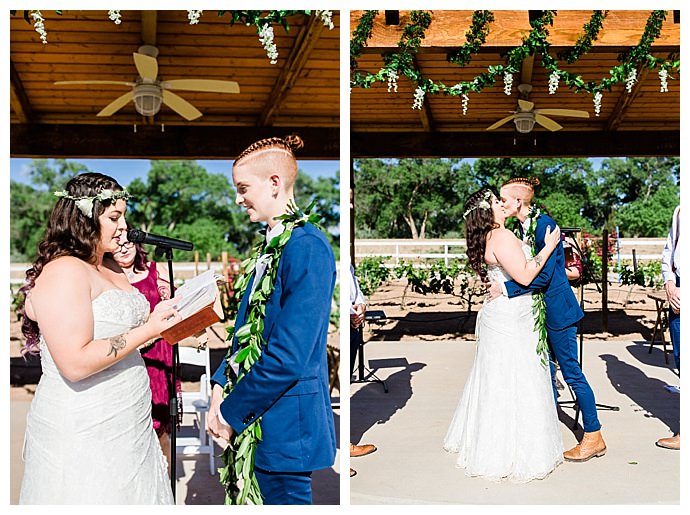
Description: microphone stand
xmin=155 ymin=244 xmax=179 ymax=500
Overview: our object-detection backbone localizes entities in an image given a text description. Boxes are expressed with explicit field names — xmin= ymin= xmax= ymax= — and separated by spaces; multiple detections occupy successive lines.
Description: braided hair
xmin=501 ymin=176 xmax=540 ymax=203
xmin=463 ymin=188 xmax=500 ymax=283
xmin=234 ymin=134 xmax=304 ymax=164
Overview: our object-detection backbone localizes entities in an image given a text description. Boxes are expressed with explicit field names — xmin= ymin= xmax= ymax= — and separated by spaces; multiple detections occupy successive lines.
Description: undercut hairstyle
xmin=501 ymin=176 xmax=540 ymax=204
xmin=20 ymin=172 xmax=125 ymax=354
xmin=233 ymin=134 xmax=304 ymax=188
xmin=464 ymin=188 xmax=500 ymax=283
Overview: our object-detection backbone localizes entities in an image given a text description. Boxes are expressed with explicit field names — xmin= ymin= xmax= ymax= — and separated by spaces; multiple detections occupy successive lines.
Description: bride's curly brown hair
xmin=19 ymin=172 xmax=126 ymax=354
xmin=464 ymin=187 xmax=500 ymax=283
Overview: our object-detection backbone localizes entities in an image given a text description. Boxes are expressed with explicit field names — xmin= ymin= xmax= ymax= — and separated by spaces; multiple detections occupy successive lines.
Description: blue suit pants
xmin=255 ymin=467 xmax=313 ymax=505
xmin=549 ymin=323 xmax=601 ymax=433
xmin=669 ymin=276 xmax=680 ymax=372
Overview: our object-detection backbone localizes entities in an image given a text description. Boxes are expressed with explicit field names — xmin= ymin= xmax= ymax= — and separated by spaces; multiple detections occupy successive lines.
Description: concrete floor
xmin=350 ymin=338 xmax=681 ymax=505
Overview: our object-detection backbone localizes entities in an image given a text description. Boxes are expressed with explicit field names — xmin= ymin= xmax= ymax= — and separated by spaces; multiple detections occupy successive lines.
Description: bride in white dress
xmin=443 ymin=188 xmax=564 ymax=482
xmin=18 ymin=173 xmax=181 ymax=504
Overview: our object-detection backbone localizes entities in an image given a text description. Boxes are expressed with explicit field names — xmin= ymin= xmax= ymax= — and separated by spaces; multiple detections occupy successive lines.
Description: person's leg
xmin=549 ymin=324 xmax=601 ymax=433
xmin=350 ymin=326 xmax=363 ymax=377
xmin=668 ymin=276 xmax=680 ymax=372
xmin=254 ymin=468 xmax=313 ymax=505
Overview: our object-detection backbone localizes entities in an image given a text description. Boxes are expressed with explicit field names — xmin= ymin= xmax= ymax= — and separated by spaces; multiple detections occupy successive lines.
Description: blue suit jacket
xmin=504 ymin=213 xmax=584 ymax=330
xmin=211 ymin=223 xmax=337 ymax=473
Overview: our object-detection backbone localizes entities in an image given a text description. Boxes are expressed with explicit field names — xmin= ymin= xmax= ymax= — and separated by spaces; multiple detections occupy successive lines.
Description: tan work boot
xmin=564 ymin=430 xmax=607 ymax=462
xmin=656 ymin=432 xmax=680 ymax=450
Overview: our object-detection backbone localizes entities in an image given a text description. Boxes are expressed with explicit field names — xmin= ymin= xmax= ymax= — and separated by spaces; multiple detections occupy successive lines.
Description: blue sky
xmin=9 ymin=158 xmax=339 ymax=187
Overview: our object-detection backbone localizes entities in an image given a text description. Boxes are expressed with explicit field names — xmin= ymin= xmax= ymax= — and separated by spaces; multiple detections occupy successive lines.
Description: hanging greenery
xmin=350 ymin=10 xmax=680 ymax=113
xmin=11 ymin=10 xmax=334 ymax=64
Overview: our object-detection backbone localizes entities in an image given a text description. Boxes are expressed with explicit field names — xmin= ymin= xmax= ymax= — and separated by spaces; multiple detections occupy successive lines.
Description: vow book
xmin=160 ymin=269 xmax=224 ymax=344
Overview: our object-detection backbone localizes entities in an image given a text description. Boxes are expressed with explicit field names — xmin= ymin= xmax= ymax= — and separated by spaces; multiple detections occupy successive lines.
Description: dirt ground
xmin=359 ymin=278 xmax=668 ymax=344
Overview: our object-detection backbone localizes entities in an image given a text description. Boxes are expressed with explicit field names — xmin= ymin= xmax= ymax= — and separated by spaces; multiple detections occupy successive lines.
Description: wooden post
xmin=632 ymin=248 xmax=638 ymax=273
xmin=194 ymin=251 xmax=199 ymax=275
xmin=602 ymin=229 xmax=609 ymax=332
xmin=221 ymin=251 xmax=228 ymax=278
xmin=206 ymin=252 xmax=211 ymax=270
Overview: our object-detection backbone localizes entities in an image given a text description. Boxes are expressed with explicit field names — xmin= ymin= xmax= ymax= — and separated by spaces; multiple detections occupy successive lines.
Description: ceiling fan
xmin=54 ymin=45 xmax=240 ymax=121
xmin=486 ymin=84 xmax=589 ymax=133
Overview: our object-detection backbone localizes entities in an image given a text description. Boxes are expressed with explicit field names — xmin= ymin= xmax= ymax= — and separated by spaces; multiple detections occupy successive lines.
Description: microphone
xmin=127 ymin=229 xmax=194 ymax=251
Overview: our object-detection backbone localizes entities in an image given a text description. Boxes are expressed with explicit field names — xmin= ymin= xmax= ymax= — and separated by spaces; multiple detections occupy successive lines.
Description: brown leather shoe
xmin=564 ymin=430 xmax=607 ymax=462
xmin=656 ymin=433 xmax=680 ymax=450
xmin=350 ymin=468 xmax=357 ymax=477
xmin=350 ymin=443 xmax=377 ymax=458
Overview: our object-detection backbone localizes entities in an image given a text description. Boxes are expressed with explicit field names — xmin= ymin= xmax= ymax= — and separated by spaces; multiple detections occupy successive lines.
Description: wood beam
xmin=414 ymin=58 xmax=434 ymax=131
xmin=606 ymin=56 xmax=657 ymax=131
xmin=140 ymin=11 xmax=157 ymax=46
xmin=520 ymin=54 xmax=535 ymax=86
xmin=351 ymin=130 xmax=679 ymax=158
xmin=10 ymin=59 xmax=33 ymax=124
xmin=10 ymin=124 xmax=339 ymax=159
xmin=258 ymin=15 xmax=325 ymax=126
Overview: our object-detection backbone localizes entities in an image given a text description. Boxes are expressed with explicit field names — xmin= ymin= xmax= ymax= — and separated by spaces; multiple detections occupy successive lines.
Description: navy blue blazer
xmin=211 ymin=223 xmax=337 ymax=473
xmin=503 ymin=213 xmax=584 ymax=330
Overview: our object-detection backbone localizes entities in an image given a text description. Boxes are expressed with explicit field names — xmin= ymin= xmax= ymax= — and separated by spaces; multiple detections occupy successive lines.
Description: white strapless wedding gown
xmin=443 ymin=248 xmax=563 ymax=482
xmin=20 ymin=289 xmax=173 ymax=504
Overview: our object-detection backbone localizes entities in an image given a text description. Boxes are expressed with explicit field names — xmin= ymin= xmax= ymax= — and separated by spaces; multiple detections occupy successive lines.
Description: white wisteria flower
xmin=30 ymin=10 xmax=48 ymax=44
xmin=548 ymin=70 xmax=560 ymax=94
xmin=108 ymin=10 xmax=122 ymax=24
xmin=258 ymin=23 xmax=279 ymax=64
xmin=659 ymin=68 xmax=669 ymax=93
xmin=384 ymin=68 xmax=399 ymax=93
xmin=593 ymin=91 xmax=603 ymax=116
xmin=503 ymin=71 xmax=513 ymax=95
xmin=461 ymin=93 xmax=469 ymax=116
xmin=412 ymin=87 xmax=425 ymax=110
xmin=625 ymin=68 xmax=637 ymax=93
xmin=187 ymin=10 xmax=203 ymax=25
xmin=315 ymin=10 xmax=334 ymax=30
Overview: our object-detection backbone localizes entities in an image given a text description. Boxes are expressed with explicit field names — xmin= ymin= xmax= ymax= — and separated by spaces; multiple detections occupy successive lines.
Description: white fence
xmin=354 ymin=238 xmax=666 ymax=267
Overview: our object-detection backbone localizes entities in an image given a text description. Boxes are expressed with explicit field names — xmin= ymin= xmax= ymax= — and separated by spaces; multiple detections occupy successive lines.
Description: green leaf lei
xmin=514 ymin=207 xmax=550 ymax=367
xmin=218 ymin=199 xmax=321 ymax=505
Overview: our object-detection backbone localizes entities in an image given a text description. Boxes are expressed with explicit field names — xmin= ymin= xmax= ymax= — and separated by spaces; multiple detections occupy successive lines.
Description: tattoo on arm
xmin=534 ymin=255 xmax=543 ymax=268
xmin=106 ymin=334 xmax=127 ymax=358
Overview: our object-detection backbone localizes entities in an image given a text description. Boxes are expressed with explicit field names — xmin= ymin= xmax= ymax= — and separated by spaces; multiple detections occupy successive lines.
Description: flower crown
xmin=463 ymin=190 xmax=493 ymax=219
xmin=54 ymin=188 xmax=130 ymax=218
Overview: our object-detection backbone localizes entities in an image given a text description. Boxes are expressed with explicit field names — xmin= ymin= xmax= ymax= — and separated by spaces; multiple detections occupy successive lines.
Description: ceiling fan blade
xmin=486 ymin=114 xmax=517 ymax=131
xmin=54 ymin=80 xmax=135 ymax=87
xmin=517 ymin=99 xmax=534 ymax=112
xmin=133 ymin=52 xmax=158 ymax=81
xmin=162 ymin=79 xmax=240 ymax=94
xmin=534 ymin=114 xmax=563 ymax=132
xmin=97 ymin=91 xmax=133 ymax=117
xmin=534 ymin=108 xmax=590 ymax=118
xmin=162 ymin=90 xmax=202 ymax=121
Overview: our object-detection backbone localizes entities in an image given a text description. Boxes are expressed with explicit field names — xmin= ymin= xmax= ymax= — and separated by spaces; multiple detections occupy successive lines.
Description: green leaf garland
xmin=523 ymin=207 xmax=550 ymax=367
xmin=218 ymin=199 xmax=320 ymax=505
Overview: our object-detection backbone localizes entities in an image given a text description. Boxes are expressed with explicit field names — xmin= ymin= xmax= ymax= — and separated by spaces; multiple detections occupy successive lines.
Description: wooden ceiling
xmin=350 ymin=10 xmax=680 ymax=158
xmin=10 ymin=10 xmax=340 ymax=159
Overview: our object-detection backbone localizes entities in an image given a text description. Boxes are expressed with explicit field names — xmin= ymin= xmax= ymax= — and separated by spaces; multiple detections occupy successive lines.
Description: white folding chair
xmin=176 ymin=345 xmax=216 ymax=475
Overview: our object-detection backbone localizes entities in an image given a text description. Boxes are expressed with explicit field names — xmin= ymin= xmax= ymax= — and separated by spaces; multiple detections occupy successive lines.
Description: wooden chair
xmin=647 ymin=290 xmax=670 ymax=364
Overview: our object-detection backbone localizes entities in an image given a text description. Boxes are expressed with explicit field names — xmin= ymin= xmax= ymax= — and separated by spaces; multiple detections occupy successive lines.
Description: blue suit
xmin=211 ymin=223 xmax=337 ymax=503
xmin=504 ymin=213 xmax=601 ymax=433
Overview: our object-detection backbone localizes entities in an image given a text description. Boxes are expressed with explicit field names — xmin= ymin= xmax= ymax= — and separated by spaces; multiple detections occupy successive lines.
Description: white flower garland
xmin=461 ymin=93 xmax=469 ymax=116
xmin=258 ymin=23 xmax=279 ymax=64
xmin=659 ymin=68 xmax=669 ymax=93
xmin=187 ymin=10 xmax=203 ymax=25
xmin=108 ymin=10 xmax=122 ymax=25
xmin=30 ymin=10 xmax=47 ymax=44
xmin=54 ymin=188 xmax=131 ymax=218
xmin=593 ymin=91 xmax=603 ymax=116
xmin=315 ymin=10 xmax=334 ymax=30
xmin=548 ymin=70 xmax=560 ymax=94
xmin=503 ymin=71 xmax=513 ymax=95
xmin=385 ymin=68 xmax=399 ymax=93
xmin=625 ymin=68 xmax=637 ymax=93
xmin=412 ymin=87 xmax=425 ymax=109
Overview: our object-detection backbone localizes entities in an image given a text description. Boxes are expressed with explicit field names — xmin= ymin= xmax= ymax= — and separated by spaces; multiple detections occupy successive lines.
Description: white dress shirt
xmin=662 ymin=205 xmax=681 ymax=283
xmin=219 ymin=222 xmax=285 ymax=427
xmin=350 ymin=264 xmax=366 ymax=314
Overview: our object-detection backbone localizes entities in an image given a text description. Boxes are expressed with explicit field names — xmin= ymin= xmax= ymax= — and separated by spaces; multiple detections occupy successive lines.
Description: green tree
xmin=295 ymin=169 xmax=340 ymax=257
